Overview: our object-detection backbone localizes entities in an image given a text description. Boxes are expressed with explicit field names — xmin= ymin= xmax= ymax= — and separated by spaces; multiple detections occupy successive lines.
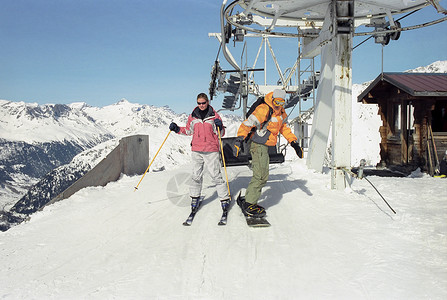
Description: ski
xmin=182 ymin=196 xmax=204 ymax=226
xmin=236 ymin=191 xmax=271 ymax=227
xmin=218 ymin=210 xmax=228 ymax=226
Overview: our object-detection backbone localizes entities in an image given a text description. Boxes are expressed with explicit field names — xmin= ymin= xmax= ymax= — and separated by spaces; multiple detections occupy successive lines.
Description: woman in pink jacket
xmin=169 ymin=93 xmax=230 ymax=211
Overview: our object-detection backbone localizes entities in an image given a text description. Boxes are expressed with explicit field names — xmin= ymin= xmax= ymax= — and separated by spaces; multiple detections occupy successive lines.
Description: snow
xmin=0 ymin=97 xmax=238 ymax=209
xmin=1 ymin=60 xmax=447 ymax=298
xmin=351 ymin=82 xmax=382 ymax=166
xmin=405 ymin=60 xmax=447 ymax=73
xmin=1 ymin=159 xmax=446 ymax=299
xmin=0 ymin=100 xmax=110 ymax=144
xmin=0 ymin=98 xmax=187 ymax=145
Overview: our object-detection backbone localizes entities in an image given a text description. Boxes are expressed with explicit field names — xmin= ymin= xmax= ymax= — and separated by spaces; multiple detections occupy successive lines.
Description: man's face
xmin=197 ymin=98 xmax=208 ymax=111
xmin=272 ymin=97 xmax=285 ymax=111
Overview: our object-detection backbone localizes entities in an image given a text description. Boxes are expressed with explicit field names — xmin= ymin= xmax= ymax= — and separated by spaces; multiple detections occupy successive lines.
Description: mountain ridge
xmin=1 ymin=60 xmax=446 ymax=231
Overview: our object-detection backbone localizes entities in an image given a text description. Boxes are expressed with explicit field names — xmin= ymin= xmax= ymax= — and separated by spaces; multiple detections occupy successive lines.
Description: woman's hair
xmin=197 ymin=93 xmax=209 ymax=101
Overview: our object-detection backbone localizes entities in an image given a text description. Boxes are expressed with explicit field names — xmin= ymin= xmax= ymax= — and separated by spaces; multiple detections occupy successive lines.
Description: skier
xmin=169 ymin=93 xmax=230 ymax=212
xmin=234 ymin=89 xmax=303 ymax=218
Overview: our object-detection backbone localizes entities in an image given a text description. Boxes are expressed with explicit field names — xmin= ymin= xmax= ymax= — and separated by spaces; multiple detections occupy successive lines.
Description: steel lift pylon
xmin=211 ymin=0 xmax=447 ymax=189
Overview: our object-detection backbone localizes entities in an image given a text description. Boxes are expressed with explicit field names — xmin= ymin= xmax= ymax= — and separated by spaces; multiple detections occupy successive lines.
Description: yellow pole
xmin=217 ymin=127 xmax=231 ymax=198
xmin=134 ymin=131 xmax=171 ymax=191
xmin=429 ymin=124 xmax=440 ymax=174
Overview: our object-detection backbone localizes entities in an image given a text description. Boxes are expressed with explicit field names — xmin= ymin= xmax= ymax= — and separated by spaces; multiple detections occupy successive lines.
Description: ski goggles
xmin=273 ymin=98 xmax=285 ymax=106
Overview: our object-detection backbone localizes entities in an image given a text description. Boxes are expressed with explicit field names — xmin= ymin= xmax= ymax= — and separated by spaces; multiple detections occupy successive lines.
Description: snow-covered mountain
xmin=1 ymin=60 xmax=446 ymax=231
xmin=405 ymin=60 xmax=447 ymax=73
xmin=0 ymin=99 xmax=242 ymax=230
xmin=0 ymin=100 xmax=112 ymax=212
xmin=0 ymin=100 xmax=170 ymax=207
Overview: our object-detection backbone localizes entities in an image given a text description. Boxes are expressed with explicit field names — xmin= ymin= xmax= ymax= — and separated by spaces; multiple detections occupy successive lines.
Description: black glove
xmin=169 ymin=122 xmax=180 ymax=133
xmin=290 ymin=140 xmax=303 ymax=158
xmin=214 ymin=119 xmax=223 ymax=132
xmin=234 ymin=137 xmax=244 ymax=157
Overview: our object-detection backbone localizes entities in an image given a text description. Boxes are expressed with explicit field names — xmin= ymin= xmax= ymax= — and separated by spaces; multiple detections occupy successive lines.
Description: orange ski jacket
xmin=237 ymin=91 xmax=297 ymax=146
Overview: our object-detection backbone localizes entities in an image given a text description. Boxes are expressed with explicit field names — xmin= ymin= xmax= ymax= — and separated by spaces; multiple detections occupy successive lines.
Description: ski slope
xmin=1 ymin=158 xmax=446 ymax=299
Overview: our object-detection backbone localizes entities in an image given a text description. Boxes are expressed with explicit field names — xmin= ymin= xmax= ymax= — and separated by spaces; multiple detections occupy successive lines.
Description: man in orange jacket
xmin=235 ymin=89 xmax=303 ymax=218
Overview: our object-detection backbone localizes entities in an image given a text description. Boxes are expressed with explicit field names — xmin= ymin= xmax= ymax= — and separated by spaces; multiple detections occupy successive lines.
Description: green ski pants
xmin=245 ymin=142 xmax=269 ymax=205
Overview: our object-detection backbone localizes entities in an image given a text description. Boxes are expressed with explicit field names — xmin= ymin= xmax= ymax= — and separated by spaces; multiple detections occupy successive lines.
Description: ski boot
xmin=190 ymin=196 xmax=201 ymax=213
xmin=218 ymin=198 xmax=231 ymax=226
xmin=220 ymin=198 xmax=231 ymax=212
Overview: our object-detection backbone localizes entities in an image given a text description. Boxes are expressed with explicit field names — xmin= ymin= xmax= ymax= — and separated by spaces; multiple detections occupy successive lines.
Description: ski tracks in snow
xmin=1 ymin=162 xmax=446 ymax=299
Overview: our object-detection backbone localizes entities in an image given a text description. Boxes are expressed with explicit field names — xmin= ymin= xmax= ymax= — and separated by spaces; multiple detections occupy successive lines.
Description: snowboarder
xmin=169 ymin=93 xmax=230 ymax=212
xmin=234 ymin=89 xmax=303 ymax=218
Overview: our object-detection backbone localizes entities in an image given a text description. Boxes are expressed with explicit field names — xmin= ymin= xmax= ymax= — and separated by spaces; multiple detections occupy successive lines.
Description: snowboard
xmin=245 ymin=216 xmax=271 ymax=227
xmin=236 ymin=192 xmax=271 ymax=227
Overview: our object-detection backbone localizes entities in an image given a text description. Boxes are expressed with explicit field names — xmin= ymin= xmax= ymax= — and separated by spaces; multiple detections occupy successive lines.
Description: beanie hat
xmin=273 ymin=89 xmax=286 ymax=100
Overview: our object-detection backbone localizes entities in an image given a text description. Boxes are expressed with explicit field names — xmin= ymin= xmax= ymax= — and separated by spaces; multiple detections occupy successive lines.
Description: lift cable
xmin=353 ymin=9 xmax=421 ymax=50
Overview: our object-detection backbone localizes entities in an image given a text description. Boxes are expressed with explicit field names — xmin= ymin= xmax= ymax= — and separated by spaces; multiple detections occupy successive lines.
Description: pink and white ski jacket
xmin=177 ymin=106 xmax=225 ymax=152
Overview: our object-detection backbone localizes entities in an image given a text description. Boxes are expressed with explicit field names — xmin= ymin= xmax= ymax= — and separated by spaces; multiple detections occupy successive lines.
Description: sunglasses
xmin=273 ymin=98 xmax=285 ymax=106
xmin=197 ymin=102 xmax=208 ymax=105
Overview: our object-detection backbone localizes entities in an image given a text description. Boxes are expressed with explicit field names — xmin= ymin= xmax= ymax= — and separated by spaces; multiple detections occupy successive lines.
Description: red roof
xmin=358 ymin=73 xmax=447 ymax=101
xmin=385 ymin=73 xmax=447 ymax=95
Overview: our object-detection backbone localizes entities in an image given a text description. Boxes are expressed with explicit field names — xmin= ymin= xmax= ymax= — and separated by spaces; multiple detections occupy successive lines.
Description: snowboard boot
xmin=241 ymin=202 xmax=266 ymax=218
xmin=237 ymin=196 xmax=266 ymax=218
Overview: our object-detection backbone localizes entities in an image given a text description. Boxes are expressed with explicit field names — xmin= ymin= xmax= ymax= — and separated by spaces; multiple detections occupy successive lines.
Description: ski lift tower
xmin=214 ymin=0 xmax=447 ymax=190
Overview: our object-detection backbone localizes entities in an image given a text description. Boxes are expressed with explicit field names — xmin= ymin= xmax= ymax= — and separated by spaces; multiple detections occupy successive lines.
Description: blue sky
xmin=1 ymin=0 xmax=446 ymax=115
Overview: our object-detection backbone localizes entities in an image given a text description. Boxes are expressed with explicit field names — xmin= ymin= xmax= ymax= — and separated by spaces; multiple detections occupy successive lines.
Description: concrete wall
xmin=48 ymin=135 xmax=149 ymax=205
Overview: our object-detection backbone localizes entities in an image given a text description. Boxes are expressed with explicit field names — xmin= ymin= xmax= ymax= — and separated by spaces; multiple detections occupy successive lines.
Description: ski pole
xmin=429 ymin=124 xmax=440 ymax=174
xmin=427 ymin=128 xmax=434 ymax=176
xmin=134 ymin=131 xmax=171 ymax=191
xmin=343 ymin=166 xmax=396 ymax=214
xmin=364 ymin=177 xmax=396 ymax=214
xmin=217 ymin=127 xmax=231 ymax=198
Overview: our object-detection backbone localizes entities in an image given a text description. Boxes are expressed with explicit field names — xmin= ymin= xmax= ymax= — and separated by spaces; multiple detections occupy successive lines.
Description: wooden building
xmin=358 ymin=73 xmax=447 ymax=175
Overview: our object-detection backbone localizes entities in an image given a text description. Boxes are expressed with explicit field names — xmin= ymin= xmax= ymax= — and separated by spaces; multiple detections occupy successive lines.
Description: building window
xmin=432 ymin=102 xmax=447 ymax=132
